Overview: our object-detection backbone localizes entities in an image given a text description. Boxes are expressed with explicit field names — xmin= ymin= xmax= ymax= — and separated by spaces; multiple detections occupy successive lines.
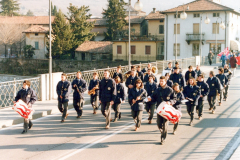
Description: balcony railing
xmin=186 ymin=33 xmax=205 ymax=45
xmin=113 ymin=35 xmax=164 ymax=42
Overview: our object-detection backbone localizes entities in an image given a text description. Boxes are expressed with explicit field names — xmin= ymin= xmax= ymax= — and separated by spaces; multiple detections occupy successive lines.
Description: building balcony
xmin=113 ymin=35 xmax=164 ymax=42
xmin=186 ymin=33 xmax=205 ymax=45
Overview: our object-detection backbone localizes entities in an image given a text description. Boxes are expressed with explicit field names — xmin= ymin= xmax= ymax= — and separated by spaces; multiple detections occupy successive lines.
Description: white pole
xmin=49 ymin=0 xmax=52 ymax=100
xmin=175 ymin=10 xmax=178 ymax=62
xmin=200 ymin=14 xmax=202 ymax=65
xmin=128 ymin=0 xmax=131 ymax=71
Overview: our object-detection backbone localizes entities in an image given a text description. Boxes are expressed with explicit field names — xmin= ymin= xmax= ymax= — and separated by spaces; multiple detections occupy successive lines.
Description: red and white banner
xmin=217 ymin=47 xmax=229 ymax=57
xmin=12 ymin=100 xmax=33 ymax=119
xmin=156 ymin=102 xmax=182 ymax=124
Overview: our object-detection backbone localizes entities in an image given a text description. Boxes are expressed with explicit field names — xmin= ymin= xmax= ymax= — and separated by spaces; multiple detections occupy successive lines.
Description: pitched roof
xmin=23 ymin=25 xmax=49 ymax=33
xmin=145 ymin=11 xmax=165 ymax=20
xmin=162 ymin=0 xmax=238 ymax=13
xmin=75 ymin=41 xmax=113 ymax=53
xmin=0 ymin=16 xmax=55 ymax=24
xmin=125 ymin=16 xmax=146 ymax=24
xmin=88 ymin=16 xmax=146 ymax=26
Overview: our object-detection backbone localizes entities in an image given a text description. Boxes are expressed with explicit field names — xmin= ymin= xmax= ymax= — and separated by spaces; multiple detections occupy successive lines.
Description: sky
xmin=18 ymin=0 xmax=240 ymax=16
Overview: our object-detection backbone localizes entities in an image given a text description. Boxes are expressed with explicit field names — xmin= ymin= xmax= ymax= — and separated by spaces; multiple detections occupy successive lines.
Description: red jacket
xmin=230 ymin=56 xmax=238 ymax=68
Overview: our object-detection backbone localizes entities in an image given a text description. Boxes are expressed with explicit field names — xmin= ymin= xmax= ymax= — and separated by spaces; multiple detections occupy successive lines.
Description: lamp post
xmin=215 ymin=17 xmax=225 ymax=55
xmin=199 ymin=13 xmax=210 ymax=64
xmin=49 ymin=0 xmax=52 ymax=100
xmin=175 ymin=5 xmax=188 ymax=62
xmin=128 ymin=0 xmax=143 ymax=70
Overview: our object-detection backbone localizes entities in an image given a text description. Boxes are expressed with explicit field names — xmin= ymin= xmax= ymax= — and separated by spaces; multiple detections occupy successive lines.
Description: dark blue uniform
xmin=125 ymin=75 xmax=139 ymax=94
xmin=88 ymin=79 xmax=100 ymax=112
xmin=99 ymin=78 xmax=116 ymax=127
xmin=185 ymin=71 xmax=196 ymax=83
xmin=183 ymin=85 xmax=200 ymax=124
xmin=56 ymin=80 xmax=71 ymax=121
xmin=170 ymin=91 xmax=184 ymax=132
xmin=143 ymin=74 xmax=157 ymax=83
xmin=144 ymin=82 xmax=158 ymax=121
xmin=151 ymin=85 xmax=173 ymax=143
xmin=15 ymin=87 xmax=37 ymax=132
xmin=112 ymin=72 xmax=123 ymax=83
xmin=223 ymin=69 xmax=232 ymax=100
xmin=170 ymin=73 xmax=185 ymax=89
xmin=158 ymin=80 xmax=173 ymax=88
xmin=216 ymin=73 xmax=228 ymax=103
xmin=206 ymin=77 xmax=221 ymax=112
xmin=112 ymin=83 xmax=126 ymax=120
xmin=72 ymin=78 xmax=87 ymax=117
xmin=128 ymin=88 xmax=147 ymax=128
xmin=137 ymin=71 xmax=144 ymax=81
xmin=196 ymin=81 xmax=209 ymax=118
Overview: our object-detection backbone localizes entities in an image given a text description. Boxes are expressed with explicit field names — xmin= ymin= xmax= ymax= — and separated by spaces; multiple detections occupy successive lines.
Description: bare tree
xmin=0 ymin=23 xmax=28 ymax=57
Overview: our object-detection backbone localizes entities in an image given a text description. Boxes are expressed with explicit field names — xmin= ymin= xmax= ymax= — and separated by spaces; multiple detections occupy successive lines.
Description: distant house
xmin=75 ymin=41 xmax=113 ymax=61
xmin=23 ymin=25 xmax=49 ymax=59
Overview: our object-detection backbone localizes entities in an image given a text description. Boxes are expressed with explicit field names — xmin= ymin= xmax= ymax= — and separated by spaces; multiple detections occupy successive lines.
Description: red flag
xmin=236 ymin=57 xmax=240 ymax=65
xmin=218 ymin=47 xmax=229 ymax=57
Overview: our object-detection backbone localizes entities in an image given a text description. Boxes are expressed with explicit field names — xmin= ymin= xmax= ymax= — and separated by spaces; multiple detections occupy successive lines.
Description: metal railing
xmin=0 ymin=77 xmax=40 ymax=108
xmin=66 ymin=57 xmax=197 ymax=84
xmin=113 ymin=35 xmax=164 ymax=41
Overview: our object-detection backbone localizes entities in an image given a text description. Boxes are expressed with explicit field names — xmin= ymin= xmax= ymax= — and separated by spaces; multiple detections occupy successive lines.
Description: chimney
xmin=153 ymin=8 xmax=156 ymax=13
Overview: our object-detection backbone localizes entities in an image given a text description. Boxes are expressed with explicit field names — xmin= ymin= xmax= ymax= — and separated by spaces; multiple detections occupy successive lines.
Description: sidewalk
xmin=0 ymin=63 xmax=220 ymax=129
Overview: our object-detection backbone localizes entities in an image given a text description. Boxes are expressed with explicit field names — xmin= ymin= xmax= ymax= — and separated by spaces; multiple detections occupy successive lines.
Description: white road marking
xmin=222 ymin=134 xmax=240 ymax=160
xmin=54 ymin=116 xmax=150 ymax=160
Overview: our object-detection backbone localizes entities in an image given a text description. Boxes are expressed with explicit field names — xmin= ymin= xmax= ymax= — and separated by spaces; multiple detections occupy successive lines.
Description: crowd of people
xmin=13 ymin=61 xmax=233 ymax=145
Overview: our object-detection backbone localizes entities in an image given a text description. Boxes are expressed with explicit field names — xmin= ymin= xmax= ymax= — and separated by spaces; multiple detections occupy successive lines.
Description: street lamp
xmin=215 ymin=17 xmax=225 ymax=55
xmin=175 ymin=5 xmax=189 ymax=62
xmin=200 ymin=13 xmax=210 ymax=65
xmin=49 ymin=0 xmax=52 ymax=100
xmin=128 ymin=0 xmax=143 ymax=70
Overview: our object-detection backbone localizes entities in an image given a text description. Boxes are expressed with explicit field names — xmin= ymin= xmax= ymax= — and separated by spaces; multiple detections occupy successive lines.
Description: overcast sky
xmin=19 ymin=0 xmax=240 ymax=16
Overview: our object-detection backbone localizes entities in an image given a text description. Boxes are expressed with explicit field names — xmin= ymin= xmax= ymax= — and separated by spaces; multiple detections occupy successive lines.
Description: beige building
xmin=112 ymin=9 xmax=165 ymax=61
xmin=23 ymin=25 xmax=49 ymax=59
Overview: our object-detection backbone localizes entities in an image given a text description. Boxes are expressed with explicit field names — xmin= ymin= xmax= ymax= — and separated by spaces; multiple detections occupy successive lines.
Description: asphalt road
xmin=1 ymin=71 xmax=240 ymax=160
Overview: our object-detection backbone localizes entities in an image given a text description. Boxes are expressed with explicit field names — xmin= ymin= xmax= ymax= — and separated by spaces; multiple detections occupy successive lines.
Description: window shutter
xmin=117 ymin=46 xmax=122 ymax=54
xmin=145 ymin=46 xmax=151 ymax=55
xmin=131 ymin=46 xmax=136 ymax=54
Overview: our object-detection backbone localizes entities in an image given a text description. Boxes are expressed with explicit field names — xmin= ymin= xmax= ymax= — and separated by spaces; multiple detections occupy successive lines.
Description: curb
xmin=0 ymin=99 xmax=91 ymax=129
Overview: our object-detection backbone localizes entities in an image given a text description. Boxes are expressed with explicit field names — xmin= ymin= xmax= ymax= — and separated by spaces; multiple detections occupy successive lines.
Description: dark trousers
xmin=219 ymin=90 xmax=223 ymax=103
xmin=187 ymin=104 xmax=195 ymax=121
xmin=208 ymin=95 xmax=216 ymax=111
xmin=112 ymin=103 xmax=121 ymax=119
xmin=224 ymin=85 xmax=229 ymax=99
xmin=173 ymin=122 xmax=178 ymax=131
xmin=101 ymin=102 xmax=111 ymax=126
xmin=73 ymin=99 xmax=84 ymax=116
xmin=23 ymin=119 xmax=32 ymax=131
xmin=131 ymin=110 xmax=143 ymax=128
xmin=209 ymin=58 xmax=212 ymax=65
xmin=196 ymin=100 xmax=204 ymax=117
xmin=145 ymin=103 xmax=155 ymax=120
xmin=90 ymin=95 xmax=99 ymax=111
xmin=157 ymin=114 xmax=169 ymax=140
xmin=58 ymin=101 xmax=68 ymax=120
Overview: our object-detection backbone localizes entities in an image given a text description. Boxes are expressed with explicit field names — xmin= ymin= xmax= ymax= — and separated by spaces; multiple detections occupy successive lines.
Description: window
xmin=81 ymin=53 xmax=85 ymax=60
xmin=35 ymin=33 xmax=38 ymax=36
xmin=35 ymin=42 xmax=39 ymax=50
xmin=192 ymin=43 xmax=199 ymax=56
xmin=213 ymin=13 xmax=220 ymax=17
xmin=212 ymin=23 xmax=219 ymax=34
xmin=193 ymin=13 xmax=200 ymax=18
xmin=174 ymin=24 xmax=180 ymax=34
xmin=174 ymin=14 xmax=180 ymax=18
xmin=117 ymin=45 xmax=122 ymax=54
xmin=193 ymin=23 xmax=199 ymax=34
xmin=145 ymin=46 xmax=151 ymax=55
xmin=160 ymin=19 xmax=164 ymax=23
xmin=173 ymin=43 xmax=180 ymax=56
xmin=131 ymin=45 xmax=136 ymax=54
xmin=210 ymin=43 xmax=221 ymax=54
xmin=159 ymin=25 xmax=164 ymax=34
